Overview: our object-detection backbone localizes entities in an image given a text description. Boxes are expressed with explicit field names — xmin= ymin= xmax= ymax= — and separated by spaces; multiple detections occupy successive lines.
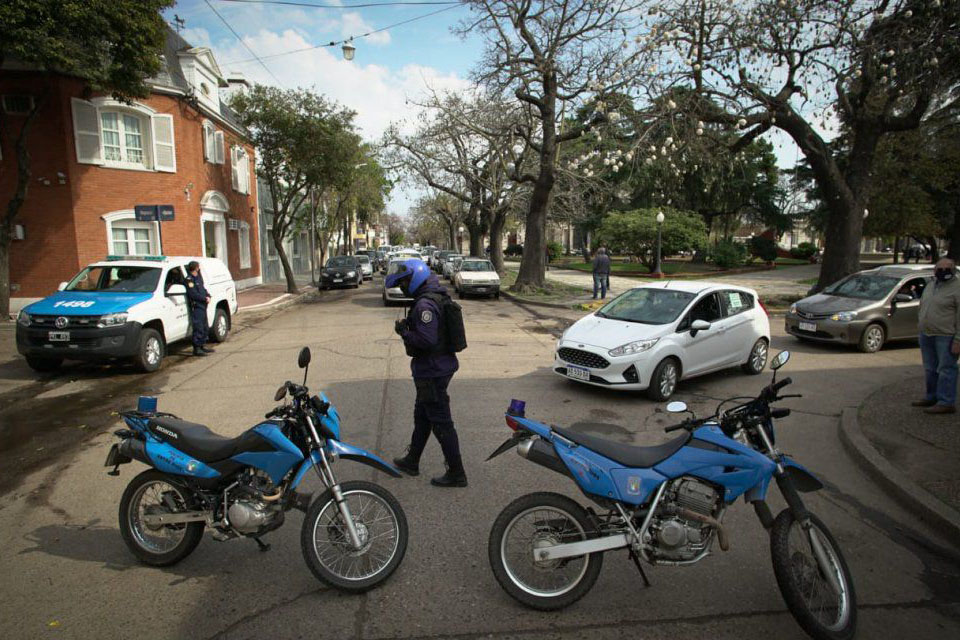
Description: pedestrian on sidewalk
xmin=186 ymin=261 xmax=215 ymax=357
xmin=913 ymin=257 xmax=959 ymax=414
xmin=592 ymin=247 xmax=611 ymax=300
xmin=386 ymin=258 xmax=468 ymax=487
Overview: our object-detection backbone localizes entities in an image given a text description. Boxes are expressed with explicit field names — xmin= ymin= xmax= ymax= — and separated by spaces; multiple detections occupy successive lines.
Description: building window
xmin=2 ymin=95 xmax=35 ymax=115
xmin=231 ymin=146 xmax=250 ymax=194
xmin=71 ymin=98 xmax=176 ymax=172
xmin=101 ymin=111 xmax=146 ymax=165
xmin=103 ymin=214 xmax=159 ymax=256
xmin=239 ymin=223 xmax=252 ymax=269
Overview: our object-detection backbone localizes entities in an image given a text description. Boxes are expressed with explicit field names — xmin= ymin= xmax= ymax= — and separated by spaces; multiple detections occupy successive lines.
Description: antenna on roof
xmin=173 ymin=15 xmax=186 ymax=33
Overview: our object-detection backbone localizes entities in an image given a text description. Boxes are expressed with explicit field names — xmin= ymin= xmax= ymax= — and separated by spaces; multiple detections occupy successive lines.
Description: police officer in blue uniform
xmin=186 ymin=261 xmax=215 ymax=357
xmin=385 ymin=258 xmax=466 ymax=487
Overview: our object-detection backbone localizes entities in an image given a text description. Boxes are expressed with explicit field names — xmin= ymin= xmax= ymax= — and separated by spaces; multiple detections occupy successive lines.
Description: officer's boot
xmin=392 ymin=447 xmax=421 ymax=477
xmin=202 ymin=345 xmax=216 ymax=353
xmin=193 ymin=346 xmax=208 ymax=357
xmin=430 ymin=457 xmax=467 ymax=488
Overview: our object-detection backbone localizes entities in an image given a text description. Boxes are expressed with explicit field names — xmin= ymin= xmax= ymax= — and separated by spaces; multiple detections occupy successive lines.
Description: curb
xmin=238 ymin=288 xmax=319 ymax=314
xmin=839 ymin=406 xmax=960 ymax=541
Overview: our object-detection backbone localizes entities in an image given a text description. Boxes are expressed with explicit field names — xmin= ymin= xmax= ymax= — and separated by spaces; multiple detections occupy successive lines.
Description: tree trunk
xmin=447 ymin=220 xmax=457 ymax=250
xmin=0 ymin=227 xmax=10 ymax=320
xmin=489 ymin=209 xmax=506 ymax=274
xmin=893 ymin=235 xmax=900 ymax=264
xmin=272 ymin=227 xmax=298 ymax=294
xmin=926 ymin=236 xmax=939 ymax=262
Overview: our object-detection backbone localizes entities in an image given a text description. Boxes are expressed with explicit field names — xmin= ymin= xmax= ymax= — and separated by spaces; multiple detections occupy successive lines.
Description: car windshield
xmin=461 ymin=260 xmax=493 ymax=272
xmin=66 ymin=265 xmax=161 ymax=293
xmin=357 ymin=255 xmax=370 ymax=264
xmin=596 ymin=288 xmax=696 ymax=324
xmin=326 ymin=257 xmax=356 ymax=268
xmin=824 ymin=274 xmax=900 ymax=300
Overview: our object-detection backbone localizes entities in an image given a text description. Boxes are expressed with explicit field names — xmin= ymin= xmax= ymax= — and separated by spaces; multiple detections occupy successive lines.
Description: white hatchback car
xmin=554 ymin=281 xmax=770 ymax=400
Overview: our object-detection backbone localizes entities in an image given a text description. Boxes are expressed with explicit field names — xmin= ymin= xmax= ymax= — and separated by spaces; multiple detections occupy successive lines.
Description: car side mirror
xmin=894 ymin=293 xmax=912 ymax=304
xmin=690 ymin=319 xmax=710 ymax=337
xmin=58 ymin=282 xmax=68 ymax=291
xmin=166 ymin=284 xmax=186 ymax=297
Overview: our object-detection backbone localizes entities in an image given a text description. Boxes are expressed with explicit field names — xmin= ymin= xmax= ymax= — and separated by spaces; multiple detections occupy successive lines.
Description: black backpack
xmin=422 ymin=292 xmax=468 ymax=353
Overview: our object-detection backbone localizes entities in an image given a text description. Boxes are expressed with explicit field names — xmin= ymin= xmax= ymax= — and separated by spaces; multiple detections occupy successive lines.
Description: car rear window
xmin=720 ymin=290 xmax=754 ymax=316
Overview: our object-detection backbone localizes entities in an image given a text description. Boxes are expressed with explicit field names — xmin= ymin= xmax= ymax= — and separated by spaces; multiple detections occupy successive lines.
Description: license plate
xmin=333 ymin=279 xmax=343 ymax=283
xmin=799 ymin=321 xmax=817 ymax=332
xmin=48 ymin=331 xmax=70 ymax=341
xmin=567 ymin=365 xmax=591 ymax=381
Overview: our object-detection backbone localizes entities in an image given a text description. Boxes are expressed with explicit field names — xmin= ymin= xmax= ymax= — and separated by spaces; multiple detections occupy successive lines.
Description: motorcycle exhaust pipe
xmin=118 ymin=437 xmax=151 ymax=466
xmin=518 ymin=438 xmax=572 ymax=478
xmin=676 ymin=506 xmax=729 ymax=551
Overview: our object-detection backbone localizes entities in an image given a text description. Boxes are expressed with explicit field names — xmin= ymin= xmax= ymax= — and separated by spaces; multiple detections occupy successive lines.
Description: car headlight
xmin=830 ymin=311 xmax=857 ymax=322
xmin=788 ymin=303 xmax=797 ymax=315
xmin=17 ymin=310 xmax=31 ymax=327
xmin=608 ymin=338 xmax=659 ymax=357
xmin=347 ymin=271 xmax=356 ymax=277
xmin=98 ymin=312 xmax=128 ymax=328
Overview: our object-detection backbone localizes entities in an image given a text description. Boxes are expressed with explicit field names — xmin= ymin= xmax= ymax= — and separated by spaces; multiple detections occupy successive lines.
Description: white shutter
xmin=71 ymin=98 xmax=102 ymax=165
xmin=240 ymin=150 xmax=250 ymax=194
xmin=214 ymin=131 xmax=225 ymax=164
xmin=203 ymin=123 xmax=213 ymax=162
xmin=151 ymin=114 xmax=176 ymax=172
xmin=231 ymin=146 xmax=240 ymax=191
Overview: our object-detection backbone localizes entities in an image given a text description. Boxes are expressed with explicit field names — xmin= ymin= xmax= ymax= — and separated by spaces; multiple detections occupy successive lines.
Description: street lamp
xmin=458 ymin=226 xmax=464 ymax=254
xmin=653 ymin=211 xmax=665 ymax=277
xmin=342 ymin=40 xmax=356 ymax=61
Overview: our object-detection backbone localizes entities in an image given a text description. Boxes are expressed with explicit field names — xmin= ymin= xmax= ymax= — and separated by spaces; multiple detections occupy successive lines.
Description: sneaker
xmin=923 ymin=405 xmax=956 ymax=415
xmin=392 ymin=450 xmax=420 ymax=476
xmin=430 ymin=464 xmax=468 ymax=488
xmin=911 ymin=399 xmax=936 ymax=407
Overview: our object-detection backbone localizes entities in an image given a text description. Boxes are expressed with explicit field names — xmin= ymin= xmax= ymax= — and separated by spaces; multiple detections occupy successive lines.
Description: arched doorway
xmin=200 ymin=190 xmax=229 ymax=262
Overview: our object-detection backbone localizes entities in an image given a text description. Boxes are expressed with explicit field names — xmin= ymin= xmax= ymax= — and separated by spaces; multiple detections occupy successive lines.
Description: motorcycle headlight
xmin=788 ymin=303 xmax=797 ymax=315
xmin=830 ymin=311 xmax=857 ymax=322
xmin=609 ymin=338 xmax=659 ymax=357
xmin=98 ymin=312 xmax=128 ymax=328
xmin=17 ymin=310 xmax=31 ymax=327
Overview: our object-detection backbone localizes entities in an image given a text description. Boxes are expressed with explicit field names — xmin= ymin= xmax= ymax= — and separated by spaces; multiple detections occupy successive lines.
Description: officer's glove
xmin=394 ymin=319 xmax=409 ymax=335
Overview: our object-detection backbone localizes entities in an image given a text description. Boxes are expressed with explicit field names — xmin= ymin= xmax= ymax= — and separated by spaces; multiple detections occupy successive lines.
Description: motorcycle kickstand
xmin=628 ymin=548 xmax=651 ymax=588
xmin=253 ymin=537 xmax=271 ymax=553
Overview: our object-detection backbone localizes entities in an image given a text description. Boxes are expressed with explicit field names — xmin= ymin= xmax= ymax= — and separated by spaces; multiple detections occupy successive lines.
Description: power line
xmin=221 ymin=0 xmax=459 ymax=7
xmin=220 ymin=3 xmax=462 ymax=66
xmin=204 ymin=0 xmax=283 ymax=85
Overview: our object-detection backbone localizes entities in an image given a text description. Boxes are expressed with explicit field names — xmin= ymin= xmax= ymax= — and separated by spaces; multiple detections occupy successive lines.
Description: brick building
xmin=1 ymin=29 xmax=261 ymax=312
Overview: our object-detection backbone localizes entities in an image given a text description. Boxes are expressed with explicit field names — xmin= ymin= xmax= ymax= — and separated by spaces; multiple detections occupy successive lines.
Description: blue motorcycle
xmin=487 ymin=351 xmax=856 ymax=640
xmin=105 ymin=347 xmax=408 ymax=592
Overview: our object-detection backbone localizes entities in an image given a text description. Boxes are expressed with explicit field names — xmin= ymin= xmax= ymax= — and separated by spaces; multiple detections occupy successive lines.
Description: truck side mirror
xmin=58 ymin=282 xmax=68 ymax=291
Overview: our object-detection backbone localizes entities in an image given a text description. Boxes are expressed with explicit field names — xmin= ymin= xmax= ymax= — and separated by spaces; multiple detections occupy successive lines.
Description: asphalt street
xmin=0 ymin=278 xmax=958 ymax=640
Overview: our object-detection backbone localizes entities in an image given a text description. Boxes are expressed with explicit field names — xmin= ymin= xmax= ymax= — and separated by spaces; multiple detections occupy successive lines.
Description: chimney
xmin=221 ymin=71 xmax=250 ymax=103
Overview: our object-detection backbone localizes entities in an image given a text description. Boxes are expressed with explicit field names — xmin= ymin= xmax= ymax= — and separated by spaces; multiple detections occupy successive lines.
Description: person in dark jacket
xmin=186 ymin=261 xmax=214 ymax=357
xmin=592 ymin=247 xmax=611 ymax=299
xmin=385 ymin=258 xmax=466 ymax=487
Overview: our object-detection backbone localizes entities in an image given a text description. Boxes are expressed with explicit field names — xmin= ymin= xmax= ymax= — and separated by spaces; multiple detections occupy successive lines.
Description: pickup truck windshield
xmin=66 ymin=266 xmax=161 ymax=293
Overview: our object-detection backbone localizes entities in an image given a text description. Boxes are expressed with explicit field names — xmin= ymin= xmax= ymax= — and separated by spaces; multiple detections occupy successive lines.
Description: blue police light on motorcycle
xmin=137 ymin=396 xmax=157 ymax=413
xmin=507 ymin=399 xmax=526 ymax=417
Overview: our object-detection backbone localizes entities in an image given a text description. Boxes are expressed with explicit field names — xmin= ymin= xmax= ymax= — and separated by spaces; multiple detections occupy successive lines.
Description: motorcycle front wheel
xmin=488 ymin=492 xmax=603 ymax=610
xmin=301 ymin=481 xmax=408 ymax=593
xmin=770 ymin=509 xmax=857 ymax=640
xmin=118 ymin=469 xmax=204 ymax=567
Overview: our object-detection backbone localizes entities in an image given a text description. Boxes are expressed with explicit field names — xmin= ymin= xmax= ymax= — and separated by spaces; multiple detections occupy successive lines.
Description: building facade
xmin=1 ymin=29 xmax=261 ymax=312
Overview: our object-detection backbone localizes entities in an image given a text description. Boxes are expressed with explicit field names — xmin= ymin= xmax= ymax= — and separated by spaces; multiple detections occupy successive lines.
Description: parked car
xmin=554 ymin=282 xmax=770 ymax=400
xmin=433 ymin=250 xmax=457 ymax=272
xmin=785 ymin=265 xmax=933 ymax=353
xmin=442 ymin=254 xmax=464 ymax=280
xmin=453 ymin=258 xmax=500 ymax=299
xmin=16 ymin=255 xmax=237 ymax=373
xmin=383 ymin=258 xmax=414 ymax=306
xmin=356 ymin=254 xmax=374 ymax=280
xmin=319 ymin=256 xmax=362 ymax=290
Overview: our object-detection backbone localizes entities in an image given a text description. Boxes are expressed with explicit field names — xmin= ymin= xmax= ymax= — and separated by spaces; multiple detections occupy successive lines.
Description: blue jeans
xmin=593 ymin=273 xmax=609 ymax=299
xmin=919 ymin=333 xmax=959 ymax=407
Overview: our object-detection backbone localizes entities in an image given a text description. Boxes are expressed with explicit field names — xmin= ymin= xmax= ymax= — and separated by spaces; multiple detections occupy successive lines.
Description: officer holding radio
xmin=186 ymin=261 xmax=214 ymax=357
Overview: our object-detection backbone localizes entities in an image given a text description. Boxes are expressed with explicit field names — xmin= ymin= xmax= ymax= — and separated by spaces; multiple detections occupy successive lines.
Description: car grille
xmin=558 ymin=347 xmax=609 ymax=369
xmin=30 ymin=315 xmax=100 ymax=327
xmin=795 ymin=309 xmax=832 ymax=320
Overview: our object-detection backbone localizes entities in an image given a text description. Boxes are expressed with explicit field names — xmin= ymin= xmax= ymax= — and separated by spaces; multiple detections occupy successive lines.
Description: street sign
xmin=134 ymin=205 xmax=158 ymax=222
xmin=157 ymin=204 xmax=175 ymax=221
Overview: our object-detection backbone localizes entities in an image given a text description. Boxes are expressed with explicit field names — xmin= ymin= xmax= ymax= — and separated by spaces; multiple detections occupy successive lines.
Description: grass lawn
xmin=796 ymin=277 xmax=818 ymax=285
xmin=502 ymin=269 xmax=590 ymax=303
xmin=561 ymin=261 xmax=720 ymax=275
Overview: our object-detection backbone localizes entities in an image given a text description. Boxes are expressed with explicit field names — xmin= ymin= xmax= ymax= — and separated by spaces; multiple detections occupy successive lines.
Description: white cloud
xmin=180 ymin=27 xmax=212 ymax=48
xmin=341 ymin=12 xmax=391 ymax=46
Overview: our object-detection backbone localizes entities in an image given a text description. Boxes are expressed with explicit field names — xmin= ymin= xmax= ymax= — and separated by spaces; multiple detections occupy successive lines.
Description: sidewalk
xmin=237 ymin=282 xmax=315 ymax=311
xmin=842 ymin=374 xmax=960 ymax=540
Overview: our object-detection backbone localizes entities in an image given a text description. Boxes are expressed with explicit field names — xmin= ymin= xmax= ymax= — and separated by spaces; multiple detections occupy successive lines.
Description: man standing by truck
xmin=186 ymin=261 xmax=214 ymax=357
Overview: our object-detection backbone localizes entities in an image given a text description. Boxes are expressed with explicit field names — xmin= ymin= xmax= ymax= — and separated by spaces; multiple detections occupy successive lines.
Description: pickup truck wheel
xmin=210 ymin=308 xmax=229 ymax=343
xmin=25 ymin=355 xmax=63 ymax=373
xmin=134 ymin=328 xmax=164 ymax=372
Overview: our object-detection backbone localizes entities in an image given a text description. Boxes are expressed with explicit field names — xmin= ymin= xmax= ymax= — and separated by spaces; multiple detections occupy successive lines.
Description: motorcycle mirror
xmin=666 ymin=401 xmax=688 ymax=413
xmin=770 ymin=350 xmax=790 ymax=370
xmin=274 ymin=385 xmax=287 ymax=402
xmin=298 ymin=347 xmax=311 ymax=369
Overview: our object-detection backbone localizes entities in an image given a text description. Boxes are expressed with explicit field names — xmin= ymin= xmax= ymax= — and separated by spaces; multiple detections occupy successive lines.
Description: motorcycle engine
xmin=649 ymin=478 xmax=721 ymax=562
xmin=227 ymin=470 xmax=283 ymax=534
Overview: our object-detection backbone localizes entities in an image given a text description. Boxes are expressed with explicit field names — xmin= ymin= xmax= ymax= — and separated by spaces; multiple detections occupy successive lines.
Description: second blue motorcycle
xmin=487 ymin=350 xmax=855 ymax=640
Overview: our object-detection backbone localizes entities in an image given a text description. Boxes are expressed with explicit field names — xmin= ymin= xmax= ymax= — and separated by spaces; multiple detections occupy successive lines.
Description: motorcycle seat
xmin=147 ymin=416 xmax=265 ymax=462
xmin=553 ymin=425 xmax=690 ymax=468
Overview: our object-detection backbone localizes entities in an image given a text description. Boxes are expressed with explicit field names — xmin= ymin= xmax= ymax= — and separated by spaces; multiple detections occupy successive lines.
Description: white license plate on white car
xmin=567 ymin=365 xmax=590 ymax=381
xmin=48 ymin=331 xmax=70 ymax=341
xmin=798 ymin=321 xmax=817 ymax=332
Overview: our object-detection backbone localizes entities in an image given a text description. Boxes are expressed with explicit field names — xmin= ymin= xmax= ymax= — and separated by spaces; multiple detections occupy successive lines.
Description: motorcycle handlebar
xmin=772 ymin=376 xmax=792 ymax=392
xmin=664 ymin=422 xmax=688 ymax=433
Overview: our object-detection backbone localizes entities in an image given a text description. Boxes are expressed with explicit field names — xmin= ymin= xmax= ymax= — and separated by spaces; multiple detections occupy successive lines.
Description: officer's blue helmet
xmin=384 ymin=258 xmax=430 ymax=296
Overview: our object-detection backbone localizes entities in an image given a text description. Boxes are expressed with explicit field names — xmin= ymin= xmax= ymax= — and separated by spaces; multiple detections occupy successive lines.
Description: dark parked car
xmin=319 ymin=256 xmax=362 ymax=290
xmin=784 ymin=265 xmax=933 ymax=352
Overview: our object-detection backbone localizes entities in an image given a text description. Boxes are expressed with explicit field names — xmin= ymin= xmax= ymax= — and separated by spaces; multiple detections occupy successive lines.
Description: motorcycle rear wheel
xmin=770 ymin=509 xmax=857 ymax=640
xmin=118 ymin=470 xmax=204 ymax=567
xmin=489 ymin=492 xmax=603 ymax=610
xmin=301 ymin=481 xmax=408 ymax=593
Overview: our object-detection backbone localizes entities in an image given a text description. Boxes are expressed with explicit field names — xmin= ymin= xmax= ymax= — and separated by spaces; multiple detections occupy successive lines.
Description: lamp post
xmin=458 ymin=226 xmax=464 ymax=254
xmin=653 ymin=211 xmax=665 ymax=277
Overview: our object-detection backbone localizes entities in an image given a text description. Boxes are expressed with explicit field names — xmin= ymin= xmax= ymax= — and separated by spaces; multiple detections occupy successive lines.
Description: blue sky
xmin=164 ymin=0 xmax=482 ymax=214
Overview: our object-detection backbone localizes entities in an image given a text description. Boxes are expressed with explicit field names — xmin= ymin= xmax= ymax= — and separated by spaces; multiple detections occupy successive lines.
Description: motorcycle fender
xmin=781 ymin=457 xmax=823 ymax=493
xmin=290 ymin=443 xmax=401 ymax=489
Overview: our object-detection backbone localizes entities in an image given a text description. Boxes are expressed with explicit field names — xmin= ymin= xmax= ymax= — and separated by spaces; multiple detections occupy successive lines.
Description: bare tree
xmin=648 ymin=0 xmax=960 ymax=289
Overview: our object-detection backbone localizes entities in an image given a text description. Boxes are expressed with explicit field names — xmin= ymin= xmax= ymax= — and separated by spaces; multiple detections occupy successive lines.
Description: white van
xmin=16 ymin=256 xmax=238 ymax=373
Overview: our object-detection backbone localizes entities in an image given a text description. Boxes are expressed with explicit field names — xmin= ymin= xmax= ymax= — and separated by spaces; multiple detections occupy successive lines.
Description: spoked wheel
xmin=118 ymin=470 xmax=203 ymax=566
xmin=301 ymin=481 xmax=408 ymax=592
xmin=770 ymin=510 xmax=857 ymax=640
xmin=489 ymin=492 xmax=603 ymax=610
